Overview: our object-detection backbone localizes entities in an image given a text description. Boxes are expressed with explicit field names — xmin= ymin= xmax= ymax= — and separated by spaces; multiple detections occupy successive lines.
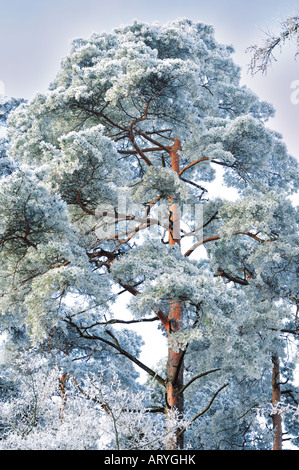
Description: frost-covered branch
xmin=247 ymin=16 xmax=299 ymax=74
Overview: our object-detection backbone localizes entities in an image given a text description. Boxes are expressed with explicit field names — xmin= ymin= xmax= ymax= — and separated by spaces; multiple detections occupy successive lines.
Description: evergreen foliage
xmin=0 ymin=19 xmax=298 ymax=450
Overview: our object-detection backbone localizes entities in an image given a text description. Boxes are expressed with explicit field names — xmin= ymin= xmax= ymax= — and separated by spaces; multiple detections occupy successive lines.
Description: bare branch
xmin=176 ymin=383 xmax=229 ymax=439
xmin=184 ymin=231 xmax=268 ymax=258
xmin=179 ymin=368 xmax=221 ymax=394
xmin=64 ymin=316 xmax=166 ymax=387
xmin=247 ymin=16 xmax=299 ymax=75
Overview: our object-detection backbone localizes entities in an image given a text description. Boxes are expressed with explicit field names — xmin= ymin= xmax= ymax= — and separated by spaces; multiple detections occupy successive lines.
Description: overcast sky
xmin=0 ymin=0 xmax=298 ymax=161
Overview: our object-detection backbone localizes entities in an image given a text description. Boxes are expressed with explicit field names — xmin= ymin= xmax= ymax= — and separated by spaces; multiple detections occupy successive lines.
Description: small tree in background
xmin=247 ymin=15 xmax=299 ymax=75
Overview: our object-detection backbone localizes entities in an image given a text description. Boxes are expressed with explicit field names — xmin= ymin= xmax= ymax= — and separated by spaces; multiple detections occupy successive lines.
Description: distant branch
xmin=64 ymin=316 xmax=166 ymax=387
xmin=179 ymin=368 xmax=221 ymax=395
xmin=176 ymin=383 xmax=229 ymax=438
xmin=247 ymin=16 xmax=299 ymax=74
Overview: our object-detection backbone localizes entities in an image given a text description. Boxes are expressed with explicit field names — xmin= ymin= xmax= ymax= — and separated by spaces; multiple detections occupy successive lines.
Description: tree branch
xmin=179 ymin=368 xmax=221 ymax=394
xmin=82 ymin=317 xmax=159 ymax=328
xmin=176 ymin=383 xmax=229 ymax=439
xmin=117 ymin=280 xmax=170 ymax=331
xmin=179 ymin=157 xmax=209 ymax=176
xmin=118 ymin=146 xmax=167 ymax=155
xmin=64 ymin=316 xmax=166 ymax=387
xmin=184 ymin=231 xmax=266 ymax=257
xmin=214 ymin=268 xmax=249 ymax=286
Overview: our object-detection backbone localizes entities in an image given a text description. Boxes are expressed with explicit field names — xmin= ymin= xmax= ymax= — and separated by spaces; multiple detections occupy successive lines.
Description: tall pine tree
xmin=1 ymin=19 xmax=298 ymax=449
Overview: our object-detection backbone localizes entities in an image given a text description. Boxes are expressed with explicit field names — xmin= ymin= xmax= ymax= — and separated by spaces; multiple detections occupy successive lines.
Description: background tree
xmin=247 ymin=15 xmax=299 ymax=74
xmin=0 ymin=19 xmax=299 ymax=449
xmin=247 ymin=13 xmax=299 ymax=448
xmin=0 ymin=96 xmax=24 ymax=177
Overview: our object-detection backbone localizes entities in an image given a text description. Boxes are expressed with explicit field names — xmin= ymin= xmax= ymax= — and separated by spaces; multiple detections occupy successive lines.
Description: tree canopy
xmin=0 ymin=19 xmax=298 ymax=450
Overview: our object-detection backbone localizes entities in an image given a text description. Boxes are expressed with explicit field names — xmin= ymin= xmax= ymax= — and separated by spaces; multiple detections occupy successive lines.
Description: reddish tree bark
xmin=272 ymin=355 xmax=283 ymax=450
xmin=165 ymin=138 xmax=185 ymax=449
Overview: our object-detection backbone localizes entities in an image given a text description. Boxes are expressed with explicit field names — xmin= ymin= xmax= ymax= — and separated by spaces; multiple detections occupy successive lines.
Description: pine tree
xmin=1 ymin=19 xmax=299 ymax=449
xmin=0 ymin=96 xmax=24 ymax=177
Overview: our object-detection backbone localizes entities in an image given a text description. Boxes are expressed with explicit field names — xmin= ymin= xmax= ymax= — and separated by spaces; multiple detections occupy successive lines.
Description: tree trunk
xmin=166 ymin=138 xmax=184 ymax=450
xmin=272 ymin=355 xmax=283 ymax=450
